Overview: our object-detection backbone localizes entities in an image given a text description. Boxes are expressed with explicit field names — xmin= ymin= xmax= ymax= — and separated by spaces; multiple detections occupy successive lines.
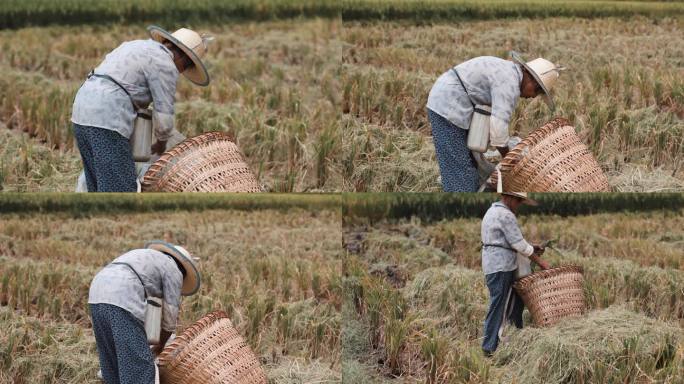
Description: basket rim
xmin=499 ymin=117 xmax=572 ymax=171
xmin=141 ymin=131 xmax=259 ymax=192
xmin=514 ymin=265 xmax=584 ymax=287
xmin=487 ymin=117 xmax=583 ymax=189
xmin=144 ymin=132 xmax=237 ymax=183
xmin=157 ymin=310 xmax=230 ymax=366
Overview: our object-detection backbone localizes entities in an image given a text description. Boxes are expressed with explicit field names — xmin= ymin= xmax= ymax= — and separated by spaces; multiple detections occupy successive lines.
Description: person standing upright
xmin=480 ymin=192 xmax=550 ymax=355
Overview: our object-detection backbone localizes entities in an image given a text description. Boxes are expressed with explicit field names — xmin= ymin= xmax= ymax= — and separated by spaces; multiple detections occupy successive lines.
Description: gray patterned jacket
xmin=71 ymin=39 xmax=179 ymax=141
xmin=480 ymin=201 xmax=534 ymax=275
xmin=88 ymin=248 xmax=183 ymax=332
xmin=427 ymin=56 xmax=523 ymax=147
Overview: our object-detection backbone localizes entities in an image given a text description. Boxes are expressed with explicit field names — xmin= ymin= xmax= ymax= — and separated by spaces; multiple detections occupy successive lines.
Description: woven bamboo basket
xmin=513 ymin=265 xmax=586 ymax=327
xmin=158 ymin=311 xmax=267 ymax=384
xmin=142 ymin=132 xmax=261 ymax=192
xmin=488 ymin=118 xmax=610 ymax=192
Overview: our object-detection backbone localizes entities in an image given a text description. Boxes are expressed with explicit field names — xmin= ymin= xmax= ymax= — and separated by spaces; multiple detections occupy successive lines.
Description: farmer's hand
xmin=533 ymin=244 xmax=545 ymax=256
xmin=151 ymin=140 xmax=167 ymax=155
xmin=152 ymin=329 xmax=173 ymax=356
xmin=151 ymin=343 xmax=165 ymax=356
xmin=530 ymin=254 xmax=551 ymax=270
xmin=496 ymin=146 xmax=509 ymax=158
xmin=536 ymin=258 xmax=551 ymax=270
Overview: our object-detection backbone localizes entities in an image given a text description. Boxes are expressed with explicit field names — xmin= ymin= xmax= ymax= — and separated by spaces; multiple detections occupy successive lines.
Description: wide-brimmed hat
xmin=148 ymin=26 xmax=211 ymax=86
xmin=145 ymin=240 xmax=201 ymax=296
xmin=510 ymin=51 xmax=565 ymax=111
xmin=501 ymin=192 xmax=539 ymax=206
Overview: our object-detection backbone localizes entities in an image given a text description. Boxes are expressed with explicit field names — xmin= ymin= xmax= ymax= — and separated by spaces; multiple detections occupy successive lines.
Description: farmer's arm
xmin=160 ymin=266 xmax=183 ymax=332
xmin=144 ymin=53 xmax=179 ymax=153
xmin=529 ymin=245 xmax=550 ymax=269
xmin=153 ymin=329 xmax=173 ymax=355
xmin=499 ymin=212 xmax=534 ymax=257
xmin=149 ymin=263 xmax=182 ymax=355
xmin=490 ymin=81 xmax=519 ymax=158
xmin=151 ymin=264 xmax=183 ymax=356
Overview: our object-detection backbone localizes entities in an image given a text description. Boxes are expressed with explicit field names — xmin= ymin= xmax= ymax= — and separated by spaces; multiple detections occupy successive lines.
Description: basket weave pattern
xmin=158 ymin=311 xmax=267 ymax=384
xmin=488 ymin=118 xmax=610 ymax=192
xmin=513 ymin=265 xmax=586 ymax=327
xmin=142 ymin=132 xmax=261 ymax=192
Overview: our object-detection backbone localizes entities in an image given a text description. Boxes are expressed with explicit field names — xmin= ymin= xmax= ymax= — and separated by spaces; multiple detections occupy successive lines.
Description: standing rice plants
xmin=0 ymin=19 xmax=343 ymax=191
xmin=420 ymin=328 xmax=448 ymax=384
xmin=0 ymin=69 xmax=77 ymax=149
xmin=0 ymin=258 xmax=93 ymax=323
xmin=343 ymin=16 xmax=684 ymax=191
xmin=0 ymin=206 xmax=341 ymax=382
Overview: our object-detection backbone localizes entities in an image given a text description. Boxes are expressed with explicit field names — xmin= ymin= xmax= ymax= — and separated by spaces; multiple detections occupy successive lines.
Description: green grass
xmin=1 ymin=0 xmax=682 ymax=29
xmin=0 ymin=193 xmax=341 ymax=214
xmin=0 ymin=0 xmax=342 ymax=29
xmin=342 ymin=0 xmax=684 ymax=21
xmin=342 ymin=193 xmax=684 ymax=223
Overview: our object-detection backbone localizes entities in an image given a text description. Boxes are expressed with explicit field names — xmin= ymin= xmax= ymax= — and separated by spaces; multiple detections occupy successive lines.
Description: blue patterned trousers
xmin=427 ymin=108 xmax=480 ymax=192
xmin=90 ymin=304 xmax=155 ymax=384
xmin=73 ymin=123 xmax=137 ymax=192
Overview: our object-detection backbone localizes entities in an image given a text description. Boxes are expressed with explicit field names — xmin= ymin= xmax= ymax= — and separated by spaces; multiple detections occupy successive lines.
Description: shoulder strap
xmin=481 ymin=242 xmax=515 ymax=251
xmin=110 ymin=262 xmax=148 ymax=299
xmin=450 ymin=67 xmax=476 ymax=108
xmin=87 ymin=70 xmax=139 ymax=110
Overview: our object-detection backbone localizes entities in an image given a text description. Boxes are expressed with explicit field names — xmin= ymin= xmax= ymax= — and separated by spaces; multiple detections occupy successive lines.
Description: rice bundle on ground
xmin=158 ymin=311 xmax=267 ymax=384
xmin=494 ymin=307 xmax=683 ymax=383
xmin=513 ymin=265 xmax=586 ymax=327
xmin=142 ymin=132 xmax=261 ymax=192
xmin=488 ymin=118 xmax=611 ymax=192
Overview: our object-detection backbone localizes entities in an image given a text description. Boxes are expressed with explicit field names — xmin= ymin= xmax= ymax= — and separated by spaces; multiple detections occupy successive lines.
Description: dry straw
xmin=488 ymin=118 xmax=611 ymax=192
xmin=142 ymin=132 xmax=261 ymax=192
xmin=513 ymin=265 xmax=586 ymax=327
xmin=158 ymin=311 xmax=267 ymax=384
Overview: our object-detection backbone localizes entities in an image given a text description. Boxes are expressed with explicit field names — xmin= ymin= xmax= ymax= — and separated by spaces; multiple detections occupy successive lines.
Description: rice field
xmin=342 ymin=15 xmax=684 ymax=192
xmin=0 ymin=18 xmax=342 ymax=192
xmin=0 ymin=206 xmax=342 ymax=383
xmin=4 ymin=1 xmax=684 ymax=193
xmin=342 ymin=208 xmax=684 ymax=382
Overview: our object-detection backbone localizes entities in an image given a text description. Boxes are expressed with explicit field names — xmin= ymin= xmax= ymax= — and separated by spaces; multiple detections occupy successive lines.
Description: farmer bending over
xmin=480 ymin=192 xmax=549 ymax=356
xmin=88 ymin=241 xmax=201 ymax=383
xmin=426 ymin=52 xmax=564 ymax=192
xmin=71 ymin=26 xmax=212 ymax=192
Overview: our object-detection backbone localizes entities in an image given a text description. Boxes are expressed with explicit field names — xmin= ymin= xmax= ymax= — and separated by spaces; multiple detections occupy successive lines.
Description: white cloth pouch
xmin=130 ymin=109 xmax=153 ymax=162
xmin=515 ymin=253 xmax=532 ymax=279
xmin=145 ymin=297 xmax=163 ymax=345
xmin=467 ymin=105 xmax=492 ymax=153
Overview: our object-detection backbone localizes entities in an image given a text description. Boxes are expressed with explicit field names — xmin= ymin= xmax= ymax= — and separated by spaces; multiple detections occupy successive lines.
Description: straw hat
xmin=510 ymin=51 xmax=565 ymax=111
xmin=501 ymin=192 xmax=539 ymax=206
xmin=148 ymin=26 xmax=211 ymax=86
xmin=145 ymin=240 xmax=201 ymax=296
